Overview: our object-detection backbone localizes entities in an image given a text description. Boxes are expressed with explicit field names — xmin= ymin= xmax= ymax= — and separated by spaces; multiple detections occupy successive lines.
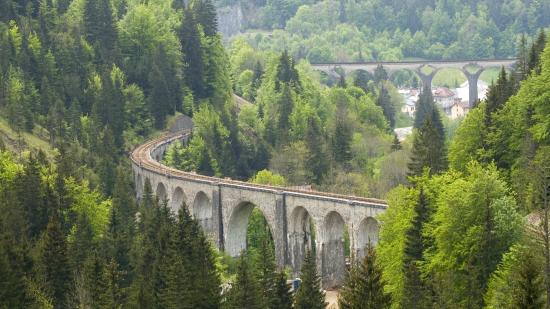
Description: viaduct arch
xmin=311 ymin=59 xmax=517 ymax=107
xmin=131 ymin=130 xmax=387 ymax=288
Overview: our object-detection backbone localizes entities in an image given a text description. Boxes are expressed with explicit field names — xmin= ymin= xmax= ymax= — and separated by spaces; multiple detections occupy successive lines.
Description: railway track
xmin=130 ymin=130 xmax=388 ymax=207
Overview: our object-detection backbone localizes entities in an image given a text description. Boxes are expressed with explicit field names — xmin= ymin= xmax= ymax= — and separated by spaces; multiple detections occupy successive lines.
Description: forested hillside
xmin=226 ymin=0 xmax=549 ymax=62
xmin=1 ymin=0 xmax=550 ymax=307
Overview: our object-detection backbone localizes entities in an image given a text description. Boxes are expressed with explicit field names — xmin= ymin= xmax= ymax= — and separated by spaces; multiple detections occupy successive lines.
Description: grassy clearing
xmin=0 ymin=116 xmax=56 ymax=158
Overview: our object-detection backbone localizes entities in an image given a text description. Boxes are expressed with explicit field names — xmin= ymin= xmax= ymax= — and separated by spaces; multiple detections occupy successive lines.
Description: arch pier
xmin=131 ymin=131 xmax=387 ymax=287
xmin=312 ymin=59 xmax=516 ymax=107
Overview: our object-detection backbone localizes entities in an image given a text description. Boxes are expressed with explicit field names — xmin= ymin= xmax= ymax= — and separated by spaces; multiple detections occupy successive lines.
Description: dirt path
xmin=325 ymin=290 xmax=339 ymax=309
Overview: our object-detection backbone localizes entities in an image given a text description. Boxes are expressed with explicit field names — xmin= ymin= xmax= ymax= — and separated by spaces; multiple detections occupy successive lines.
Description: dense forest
xmin=224 ymin=0 xmax=550 ymax=62
xmin=1 ymin=0 xmax=550 ymax=308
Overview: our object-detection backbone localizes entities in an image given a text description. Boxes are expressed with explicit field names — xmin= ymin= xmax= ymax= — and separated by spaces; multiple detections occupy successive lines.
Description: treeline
xmin=0 ymin=0 xmax=243 ymax=194
xmin=375 ymin=32 xmax=550 ymax=308
xmin=230 ymin=0 xmax=549 ymax=63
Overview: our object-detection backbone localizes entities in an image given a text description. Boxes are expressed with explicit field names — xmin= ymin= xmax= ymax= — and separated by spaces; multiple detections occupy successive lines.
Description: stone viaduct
xmin=131 ymin=130 xmax=387 ymax=288
xmin=311 ymin=59 xmax=517 ymax=107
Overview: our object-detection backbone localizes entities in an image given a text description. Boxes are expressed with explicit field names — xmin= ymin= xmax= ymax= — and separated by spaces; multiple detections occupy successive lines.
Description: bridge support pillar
xmin=416 ymin=69 xmax=436 ymax=90
xmin=212 ymin=184 xmax=224 ymax=250
xmin=463 ymin=67 xmax=483 ymax=108
xmin=275 ymin=193 xmax=289 ymax=268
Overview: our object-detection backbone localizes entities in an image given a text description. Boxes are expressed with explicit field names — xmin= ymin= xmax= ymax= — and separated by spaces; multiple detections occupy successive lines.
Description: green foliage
xmin=408 ymin=107 xmax=447 ymax=177
xmin=250 ymin=169 xmax=286 ymax=186
xmin=338 ymin=245 xmax=391 ymax=309
xmin=294 ymin=250 xmax=327 ymax=309
xmin=225 ymin=255 xmax=263 ymax=309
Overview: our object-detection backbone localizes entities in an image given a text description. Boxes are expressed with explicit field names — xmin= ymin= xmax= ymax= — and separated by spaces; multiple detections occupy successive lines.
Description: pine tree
xmin=277 ymin=84 xmax=294 ymax=140
xmin=376 ymin=85 xmax=396 ymax=129
xmin=180 ymin=7 xmax=206 ymax=99
xmin=37 ymin=215 xmax=72 ymax=308
xmin=256 ymin=238 xmax=277 ymax=308
xmin=338 ymin=73 xmax=347 ymax=88
xmin=332 ymin=114 xmax=352 ymax=165
xmin=191 ymin=0 xmax=218 ymax=36
xmin=83 ymin=0 xmax=117 ymax=64
xmin=401 ymin=189 xmax=431 ymax=308
xmin=338 ymin=245 xmax=391 ymax=309
xmin=272 ymin=271 xmax=293 ymax=309
xmin=408 ymin=108 xmax=447 ymax=177
xmin=294 ymin=251 xmax=327 ymax=309
xmin=391 ymin=134 xmax=402 ymax=151
xmin=528 ymin=29 xmax=547 ymax=75
xmin=83 ymin=253 xmax=109 ymax=308
xmin=305 ymin=114 xmax=328 ymax=184
xmin=512 ymin=253 xmax=546 ymax=309
xmin=174 ymin=204 xmax=221 ymax=308
xmin=414 ymin=85 xmax=435 ymax=129
xmin=484 ymin=67 xmax=512 ymax=127
xmin=275 ymin=50 xmax=300 ymax=91
xmin=353 ymin=70 xmax=371 ymax=93
xmin=374 ymin=65 xmax=388 ymax=83
xmin=226 ymin=255 xmax=263 ymax=309
xmin=69 ymin=212 xmax=94 ymax=270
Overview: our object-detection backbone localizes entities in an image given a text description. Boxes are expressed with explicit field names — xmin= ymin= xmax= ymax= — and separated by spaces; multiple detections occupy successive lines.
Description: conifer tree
xmin=401 ymin=189 xmax=431 ymax=308
xmin=83 ymin=253 xmax=109 ymax=308
xmin=528 ymin=29 xmax=547 ymax=75
xmin=376 ymin=85 xmax=396 ymax=129
xmin=272 ymin=271 xmax=293 ymax=309
xmin=275 ymin=50 xmax=300 ymax=91
xmin=180 ymin=7 xmax=206 ymax=99
xmin=191 ymin=0 xmax=218 ymax=37
xmin=256 ymin=238 xmax=277 ymax=308
xmin=354 ymin=70 xmax=371 ymax=93
xmin=374 ymin=65 xmax=388 ymax=83
xmin=338 ymin=74 xmax=347 ymax=88
xmin=512 ymin=253 xmax=546 ymax=309
xmin=174 ymin=203 xmax=221 ymax=308
xmin=69 ymin=212 xmax=94 ymax=270
xmin=305 ymin=114 xmax=328 ymax=184
xmin=338 ymin=245 xmax=391 ymax=309
xmin=332 ymin=114 xmax=352 ymax=165
xmin=294 ymin=251 xmax=327 ymax=309
xmin=226 ymin=255 xmax=263 ymax=309
xmin=391 ymin=134 xmax=402 ymax=151
xmin=36 ymin=215 xmax=72 ymax=308
xmin=408 ymin=108 xmax=447 ymax=177
xmin=414 ymin=85 xmax=435 ymax=129
xmin=484 ymin=67 xmax=512 ymax=127
xmin=277 ymin=84 xmax=293 ymax=140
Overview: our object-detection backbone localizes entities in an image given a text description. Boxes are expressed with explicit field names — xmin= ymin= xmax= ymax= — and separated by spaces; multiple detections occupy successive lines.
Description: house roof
xmin=432 ymin=87 xmax=455 ymax=97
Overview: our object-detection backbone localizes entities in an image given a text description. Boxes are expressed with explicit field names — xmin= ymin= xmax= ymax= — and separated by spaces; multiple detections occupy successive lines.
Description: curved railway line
xmin=130 ymin=130 xmax=388 ymax=208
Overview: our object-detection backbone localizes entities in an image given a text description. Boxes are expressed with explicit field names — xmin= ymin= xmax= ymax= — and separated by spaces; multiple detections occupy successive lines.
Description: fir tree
xmin=69 ymin=212 xmax=94 ymax=270
xmin=338 ymin=245 xmax=391 ymax=309
xmin=414 ymin=85 xmax=435 ymax=129
xmin=376 ymin=85 xmax=396 ymax=129
xmin=332 ymin=114 xmax=352 ymax=165
xmin=484 ymin=67 xmax=512 ymax=127
xmin=353 ymin=70 xmax=371 ymax=93
xmin=408 ymin=108 xmax=447 ymax=177
xmin=191 ymin=0 xmax=218 ymax=36
xmin=256 ymin=238 xmax=277 ymax=308
xmin=512 ymin=252 xmax=546 ymax=309
xmin=338 ymin=74 xmax=347 ymax=88
xmin=36 ymin=215 xmax=72 ymax=308
xmin=294 ymin=251 xmax=327 ymax=309
xmin=174 ymin=204 xmax=221 ymax=308
xmin=277 ymin=84 xmax=294 ymax=140
xmin=180 ymin=7 xmax=206 ymax=99
xmin=226 ymin=255 xmax=263 ymax=309
xmin=272 ymin=271 xmax=293 ymax=309
xmin=83 ymin=253 xmax=109 ymax=308
xmin=305 ymin=114 xmax=328 ymax=184
xmin=374 ymin=65 xmax=388 ymax=83
xmin=528 ymin=29 xmax=547 ymax=75
xmin=401 ymin=189 xmax=431 ymax=308
xmin=391 ymin=134 xmax=402 ymax=151
xmin=275 ymin=50 xmax=300 ymax=91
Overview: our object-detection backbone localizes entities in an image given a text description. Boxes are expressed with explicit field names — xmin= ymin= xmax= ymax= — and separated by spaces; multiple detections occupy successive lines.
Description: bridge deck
xmin=130 ymin=130 xmax=387 ymax=208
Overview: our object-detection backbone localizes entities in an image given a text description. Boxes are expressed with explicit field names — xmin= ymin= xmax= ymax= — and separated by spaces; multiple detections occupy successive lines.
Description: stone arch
xmin=356 ymin=217 xmax=379 ymax=260
xmin=321 ymin=211 xmax=346 ymax=288
xmin=193 ymin=191 xmax=212 ymax=232
xmin=226 ymin=201 xmax=275 ymax=257
xmin=388 ymin=68 xmax=419 ymax=88
xmin=170 ymin=186 xmax=186 ymax=212
xmin=289 ymin=206 xmax=314 ymax=274
xmin=156 ymin=182 xmax=167 ymax=203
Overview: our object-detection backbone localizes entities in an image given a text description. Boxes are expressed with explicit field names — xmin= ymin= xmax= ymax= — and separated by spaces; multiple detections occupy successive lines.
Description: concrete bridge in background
xmin=311 ymin=59 xmax=517 ymax=107
xmin=131 ymin=130 xmax=387 ymax=288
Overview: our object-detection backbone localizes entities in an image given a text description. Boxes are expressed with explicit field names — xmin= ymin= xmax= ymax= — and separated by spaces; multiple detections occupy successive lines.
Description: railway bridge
xmin=130 ymin=130 xmax=387 ymax=288
xmin=312 ymin=59 xmax=517 ymax=107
